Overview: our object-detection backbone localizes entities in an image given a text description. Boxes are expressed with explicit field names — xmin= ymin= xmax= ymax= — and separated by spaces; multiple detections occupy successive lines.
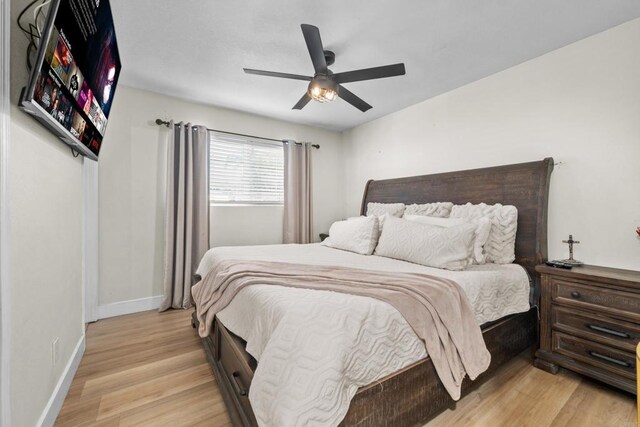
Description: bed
xmin=191 ymin=158 xmax=554 ymax=426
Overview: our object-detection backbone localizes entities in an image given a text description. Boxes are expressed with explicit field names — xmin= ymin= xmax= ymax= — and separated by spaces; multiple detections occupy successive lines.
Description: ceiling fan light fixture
xmin=244 ymin=24 xmax=405 ymax=112
xmin=307 ymin=76 xmax=338 ymax=103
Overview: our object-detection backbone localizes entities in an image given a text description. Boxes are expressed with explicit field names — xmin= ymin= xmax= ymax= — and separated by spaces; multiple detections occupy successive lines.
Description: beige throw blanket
xmin=192 ymin=259 xmax=491 ymax=400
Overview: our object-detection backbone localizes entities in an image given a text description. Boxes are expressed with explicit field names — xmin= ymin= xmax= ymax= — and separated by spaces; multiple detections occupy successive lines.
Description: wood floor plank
xmin=55 ymin=309 xmax=229 ymax=427
xmin=95 ymin=363 xmax=215 ymax=420
xmin=81 ymin=350 xmax=205 ymax=398
xmin=76 ymin=336 xmax=202 ymax=379
xmin=117 ymin=383 xmax=228 ymax=427
xmin=55 ymin=396 xmax=102 ymax=426
xmin=494 ymin=369 xmax=579 ymax=427
xmin=549 ymin=378 xmax=637 ymax=427
xmin=55 ymin=309 xmax=637 ymax=427
xmin=428 ymin=355 xmax=534 ymax=427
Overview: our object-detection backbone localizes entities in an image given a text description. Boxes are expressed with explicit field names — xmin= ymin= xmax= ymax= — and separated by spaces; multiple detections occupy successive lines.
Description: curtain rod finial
xmin=155 ymin=119 xmax=169 ymax=127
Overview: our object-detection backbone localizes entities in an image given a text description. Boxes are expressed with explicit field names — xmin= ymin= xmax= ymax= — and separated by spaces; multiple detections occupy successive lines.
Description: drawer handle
xmin=586 ymin=324 xmax=631 ymax=339
xmin=587 ymin=350 xmax=633 ymax=368
xmin=231 ymin=371 xmax=248 ymax=396
xmin=570 ymin=291 xmax=581 ymax=299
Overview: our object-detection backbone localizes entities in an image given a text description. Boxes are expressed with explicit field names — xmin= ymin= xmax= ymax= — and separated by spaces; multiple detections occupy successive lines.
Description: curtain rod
xmin=154 ymin=119 xmax=320 ymax=149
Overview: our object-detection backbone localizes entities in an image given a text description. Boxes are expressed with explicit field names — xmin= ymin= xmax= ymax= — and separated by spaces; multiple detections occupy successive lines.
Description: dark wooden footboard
xmin=341 ymin=307 xmax=537 ymax=426
xmin=192 ymin=307 xmax=537 ymax=427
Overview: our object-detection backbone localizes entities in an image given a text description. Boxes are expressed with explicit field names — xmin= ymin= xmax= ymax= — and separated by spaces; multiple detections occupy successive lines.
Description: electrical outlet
xmin=52 ymin=337 xmax=60 ymax=367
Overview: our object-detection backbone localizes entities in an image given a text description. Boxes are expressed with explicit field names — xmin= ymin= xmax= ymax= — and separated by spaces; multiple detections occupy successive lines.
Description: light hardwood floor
xmin=56 ymin=309 xmax=637 ymax=427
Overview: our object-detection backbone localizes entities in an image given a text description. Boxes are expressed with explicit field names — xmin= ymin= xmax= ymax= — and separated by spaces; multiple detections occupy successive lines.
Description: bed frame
xmin=192 ymin=158 xmax=554 ymax=426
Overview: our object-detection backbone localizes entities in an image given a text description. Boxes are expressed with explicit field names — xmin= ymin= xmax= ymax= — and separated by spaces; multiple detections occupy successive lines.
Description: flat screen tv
xmin=19 ymin=0 xmax=121 ymax=160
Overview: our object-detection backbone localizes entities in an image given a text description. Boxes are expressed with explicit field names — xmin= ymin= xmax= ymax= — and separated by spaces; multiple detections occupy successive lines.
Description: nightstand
xmin=534 ymin=264 xmax=640 ymax=394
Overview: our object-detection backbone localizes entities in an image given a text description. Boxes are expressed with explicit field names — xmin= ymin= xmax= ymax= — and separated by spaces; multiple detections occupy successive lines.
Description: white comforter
xmin=195 ymin=244 xmax=530 ymax=427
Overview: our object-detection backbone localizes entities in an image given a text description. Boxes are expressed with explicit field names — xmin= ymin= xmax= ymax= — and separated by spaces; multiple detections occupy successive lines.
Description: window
xmin=209 ymin=132 xmax=284 ymax=205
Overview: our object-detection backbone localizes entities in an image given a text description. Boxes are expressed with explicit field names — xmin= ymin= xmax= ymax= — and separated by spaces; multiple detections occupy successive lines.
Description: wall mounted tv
xmin=19 ymin=0 xmax=121 ymax=160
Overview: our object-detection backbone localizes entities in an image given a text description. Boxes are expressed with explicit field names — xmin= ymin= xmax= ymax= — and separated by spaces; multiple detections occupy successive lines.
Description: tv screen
xmin=19 ymin=0 xmax=121 ymax=160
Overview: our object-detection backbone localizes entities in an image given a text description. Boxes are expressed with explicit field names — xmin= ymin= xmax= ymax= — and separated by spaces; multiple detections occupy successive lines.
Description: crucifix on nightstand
xmin=561 ymin=234 xmax=583 ymax=266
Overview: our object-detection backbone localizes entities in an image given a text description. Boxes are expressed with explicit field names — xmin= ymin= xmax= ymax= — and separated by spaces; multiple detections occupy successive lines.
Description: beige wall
xmin=9 ymin=0 xmax=84 ymax=425
xmin=342 ymin=18 xmax=640 ymax=271
xmin=210 ymin=205 xmax=284 ymax=248
xmin=99 ymin=86 xmax=344 ymax=306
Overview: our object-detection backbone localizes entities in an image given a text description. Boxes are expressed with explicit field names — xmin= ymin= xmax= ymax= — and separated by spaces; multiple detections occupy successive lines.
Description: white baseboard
xmin=37 ymin=335 xmax=85 ymax=427
xmin=98 ymin=295 xmax=163 ymax=319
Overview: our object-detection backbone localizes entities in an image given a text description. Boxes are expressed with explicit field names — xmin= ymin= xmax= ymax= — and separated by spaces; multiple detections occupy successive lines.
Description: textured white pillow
xmin=450 ymin=203 xmax=518 ymax=264
xmin=374 ymin=216 xmax=476 ymax=271
xmin=403 ymin=214 xmax=491 ymax=264
xmin=322 ymin=216 xmax=380 ymax=255
xmin=404 ymin=202 xmax=453 ymax=218
xmin=403 ymin=215 xmax=464 ymax=228
xmin=366 ymin=202 xmax=405 ymax=218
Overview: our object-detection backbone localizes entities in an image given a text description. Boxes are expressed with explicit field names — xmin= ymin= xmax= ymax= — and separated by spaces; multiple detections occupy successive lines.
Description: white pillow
xmin=404 ymin=202 xmax=453 ymax=218
xmin=366 ymin=202 xmax=405 ymax=218
xmin=374 ymin=216 xmax=476 ymax=271
xmin=322 ymin=216 xmax=380 ymax=255
xmin=403 ymin=214 xmax=491 ymax=264
xmin=403 ymin=215 xmax=465 ymax=228
xmin=450 ymin=203 xmax=518 ymax=264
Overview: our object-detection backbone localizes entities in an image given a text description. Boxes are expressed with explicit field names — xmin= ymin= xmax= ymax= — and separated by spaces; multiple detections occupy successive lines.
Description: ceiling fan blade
xmin=244 ymin=68 xmax=312 ymax=81
xmin=292 ymin=93 xmax=312 ymax=110
xmin=301 ymin=24 xmax=327 ymax=74
xmin=333 ymin=63 xmax=406 ymax=84
xmin=338 ymin=85 xmax=372 ymax=112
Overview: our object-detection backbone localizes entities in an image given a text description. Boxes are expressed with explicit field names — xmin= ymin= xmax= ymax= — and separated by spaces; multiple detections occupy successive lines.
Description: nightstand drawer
xmin=551 ymin=278 xmax=640 ymax=322
xmin=552 ymin=332 xmax=636 ymax=380
xmin=552 ymin=306 xmax=640 ymax=353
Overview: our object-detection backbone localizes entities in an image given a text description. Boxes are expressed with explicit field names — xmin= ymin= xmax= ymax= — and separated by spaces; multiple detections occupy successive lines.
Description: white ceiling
xmin=110 ymin=0 xmax=640 ymax=131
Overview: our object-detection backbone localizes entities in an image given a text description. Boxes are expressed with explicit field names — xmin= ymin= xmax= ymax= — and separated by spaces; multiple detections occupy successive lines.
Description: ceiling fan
xmin=243 ymin=24 xmax=406 ymax=112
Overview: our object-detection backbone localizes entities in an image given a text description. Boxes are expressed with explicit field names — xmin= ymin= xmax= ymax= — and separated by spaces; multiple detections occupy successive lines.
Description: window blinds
xmin=209 ymin=132 xmax=284 ymax=205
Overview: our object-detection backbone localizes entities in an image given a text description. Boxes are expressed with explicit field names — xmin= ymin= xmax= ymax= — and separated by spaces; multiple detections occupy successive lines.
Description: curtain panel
xmin=160 ymin=122 xmax=210 ymax=311
xmin=283 ymin=141 xmax=313 ymax=244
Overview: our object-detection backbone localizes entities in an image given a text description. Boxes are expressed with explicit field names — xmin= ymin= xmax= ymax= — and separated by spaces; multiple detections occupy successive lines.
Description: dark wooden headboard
xmin=360 ymin=158 xmax=554 ymax=296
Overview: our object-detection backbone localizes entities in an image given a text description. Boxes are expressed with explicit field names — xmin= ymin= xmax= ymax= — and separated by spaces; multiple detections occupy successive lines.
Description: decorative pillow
xmin=322 ymin=216 xmax=380 ymax=255
xmin=404 ymin=202 xmax=453 ymax=218
xmin=374 ymin=216 xmax=476 ymax=271
xmin=403 ymin=214 xmax=492 ymax=264
xmin=366 ymin=202 xmax=405 ymax=218
xmin=450 ymin=203 xmax=518 ymax=264
xmin=403 ymin=215 xmax=464 ymax=228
